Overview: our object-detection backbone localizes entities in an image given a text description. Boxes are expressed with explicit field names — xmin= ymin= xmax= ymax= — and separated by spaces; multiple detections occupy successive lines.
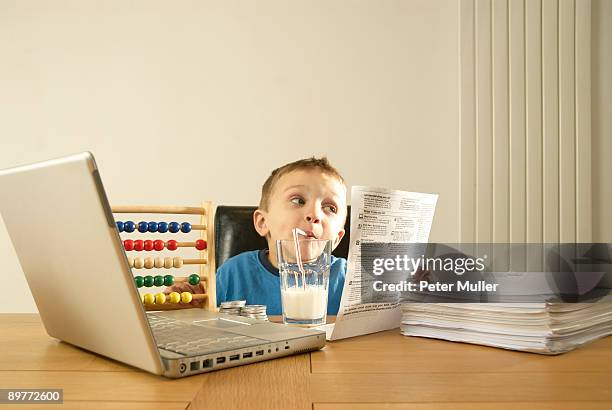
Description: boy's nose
xmin=305 ymin=209 xmax=321 ymax=224
xmin=305 ymin=214 xmax=320 ymax=223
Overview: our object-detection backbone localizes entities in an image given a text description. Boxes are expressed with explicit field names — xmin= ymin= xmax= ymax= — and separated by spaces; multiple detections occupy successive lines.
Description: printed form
xmin=321 ymin=186 xmax=438 ymax=340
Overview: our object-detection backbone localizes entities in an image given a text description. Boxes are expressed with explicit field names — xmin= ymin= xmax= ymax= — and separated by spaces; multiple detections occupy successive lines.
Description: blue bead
xmin=168 ymin=222 xmax=180 ymax=233
xmin=124 ymin=221 xmax=136 ymax=232
xmin=180 ymin=222 xmax=192 ymax=233
xmin=147 ymin=222 xmax=158 ymax=232
xmin=116 ymin=221 xmax=124 ymax=232
xmin=157 ymin=222 xmax=168 ymax=233
xmin=138 ymin=221 xmax=148 ymax=233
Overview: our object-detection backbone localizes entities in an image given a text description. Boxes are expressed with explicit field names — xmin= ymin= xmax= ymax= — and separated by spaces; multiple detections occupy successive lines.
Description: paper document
xmin=323 ymin=186 xmax=438 ymax=340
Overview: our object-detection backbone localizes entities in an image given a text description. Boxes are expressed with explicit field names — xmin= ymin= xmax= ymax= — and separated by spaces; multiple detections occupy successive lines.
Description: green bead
xmin=163 ymin=275 xmax=174 ymax=286
xmin=188 ymin=274 xmax=200 ymax=286
xmin=143 ymin=275 xmax=154 ymax=287
xmin=134 ymin=276 xmax=144 ymax=288
xmin=154 ymin=275 xmax=164 ymax=287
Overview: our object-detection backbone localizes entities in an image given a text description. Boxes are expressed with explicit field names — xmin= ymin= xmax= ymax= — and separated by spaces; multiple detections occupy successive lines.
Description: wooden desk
xmin=1 ymin=314 xmax=611 ymax=409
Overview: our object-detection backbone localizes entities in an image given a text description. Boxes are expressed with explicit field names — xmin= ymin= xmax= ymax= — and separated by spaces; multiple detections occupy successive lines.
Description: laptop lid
xmin=0 ymin=152 xmax=163 ymax=375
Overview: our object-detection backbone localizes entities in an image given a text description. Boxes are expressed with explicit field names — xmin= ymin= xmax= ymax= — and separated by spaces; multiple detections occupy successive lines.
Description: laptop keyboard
xmin=147 ymin=314 xmax=266 ymax=356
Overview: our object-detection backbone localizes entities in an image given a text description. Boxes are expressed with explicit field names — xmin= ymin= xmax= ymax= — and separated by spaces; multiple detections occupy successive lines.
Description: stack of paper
xmin=400 ymin=302 xmax=612 ymax=354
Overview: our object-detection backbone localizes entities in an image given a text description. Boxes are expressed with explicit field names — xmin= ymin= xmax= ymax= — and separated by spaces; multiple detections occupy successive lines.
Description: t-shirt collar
xmin=258 ymin=249 xmax=279 ymax=276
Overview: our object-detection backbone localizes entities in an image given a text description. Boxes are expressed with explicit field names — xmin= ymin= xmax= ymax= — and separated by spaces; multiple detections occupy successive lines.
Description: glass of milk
xmin=276 ymin=239 xmax=331 ymax=327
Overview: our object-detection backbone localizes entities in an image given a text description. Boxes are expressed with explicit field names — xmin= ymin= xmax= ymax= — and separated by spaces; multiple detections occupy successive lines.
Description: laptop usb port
xmin=190 ymin=361 xmax=200 ymax=371
xmin=243 ymin=352 xmax=253 ymax=358
xmin=216 ymin=357 xmax=226 ymax=364
xmin=229 ymin=354 xmax=240 ymax=361
xmin=256 ymin=350 xmax=264 ymax=356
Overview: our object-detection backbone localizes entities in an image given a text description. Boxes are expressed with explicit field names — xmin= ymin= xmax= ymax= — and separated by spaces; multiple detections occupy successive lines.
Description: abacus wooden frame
xmin=111 ymin=202 xmax=216 ymax=311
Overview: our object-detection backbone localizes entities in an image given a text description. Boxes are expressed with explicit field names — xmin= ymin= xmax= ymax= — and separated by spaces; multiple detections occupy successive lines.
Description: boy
xmin=172 ymin=157 xmax=348 ymax=315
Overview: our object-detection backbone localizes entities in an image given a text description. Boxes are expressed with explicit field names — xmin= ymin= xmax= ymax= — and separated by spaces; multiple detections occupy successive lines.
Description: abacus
xmin=111 ymin=204 xmax=216 ymax=311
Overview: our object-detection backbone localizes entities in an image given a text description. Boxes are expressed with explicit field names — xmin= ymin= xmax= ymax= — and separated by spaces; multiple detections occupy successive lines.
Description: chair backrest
xmin=214 ymin=205 xmax=351 ymax=268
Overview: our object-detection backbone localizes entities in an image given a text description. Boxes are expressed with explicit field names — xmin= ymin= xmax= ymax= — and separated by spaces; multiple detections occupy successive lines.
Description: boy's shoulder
xmin=218 ymin=250 xmax=260 ymax=271
xmin=330 ymin=255 xmax=347 ymax=272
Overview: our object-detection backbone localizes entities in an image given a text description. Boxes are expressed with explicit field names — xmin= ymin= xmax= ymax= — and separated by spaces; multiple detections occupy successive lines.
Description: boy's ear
xmin=253 ymin=209 xmax=269 ymax=238
xmin=332 ymin=229 xmax=345 ymax=249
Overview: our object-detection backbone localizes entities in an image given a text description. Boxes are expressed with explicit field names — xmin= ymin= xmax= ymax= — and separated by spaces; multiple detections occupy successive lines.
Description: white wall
xmin=0 ymin=0 xmax=461 ymax=312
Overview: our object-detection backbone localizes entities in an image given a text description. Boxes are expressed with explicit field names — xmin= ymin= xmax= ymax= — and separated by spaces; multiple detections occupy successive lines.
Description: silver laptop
xmin=0 ymin=152 xmax=325 ymax=378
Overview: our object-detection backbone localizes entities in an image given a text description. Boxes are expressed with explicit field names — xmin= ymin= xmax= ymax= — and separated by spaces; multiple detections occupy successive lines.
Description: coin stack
xmin=219 ymin=300 xmax=246 ymax=315
xmin=240 ymin=305 xmax=268 ymax=321
xmin=219 ymin=300 xmax=269 ymax=321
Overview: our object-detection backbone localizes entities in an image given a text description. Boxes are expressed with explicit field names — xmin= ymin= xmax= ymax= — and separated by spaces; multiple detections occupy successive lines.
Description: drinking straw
xmin=292 ymin=228 xmax=307 ymax=290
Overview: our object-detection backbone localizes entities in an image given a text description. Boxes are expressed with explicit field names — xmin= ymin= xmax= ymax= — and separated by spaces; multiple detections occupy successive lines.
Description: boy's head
xmin=254 ymin=157 xmax=347 ymax=266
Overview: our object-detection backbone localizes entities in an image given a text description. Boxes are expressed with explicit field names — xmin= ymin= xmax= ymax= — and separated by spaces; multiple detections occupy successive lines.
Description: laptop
xmin=0 ymin=152 xmax=325 ymax=378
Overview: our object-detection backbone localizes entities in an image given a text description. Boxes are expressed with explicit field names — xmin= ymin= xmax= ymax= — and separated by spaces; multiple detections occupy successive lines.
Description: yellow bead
xmin=140 ymin=294 xmax=145 ymax=303
xmin=143 ymin=293 xmax=155 ymax=305
xmin=181 ymin=292 xmax=193 ymax=304
xmin=169 ymin=292 xmax=181 ymax=304
xmin=155 ymin=293 xmax=166 ymax=304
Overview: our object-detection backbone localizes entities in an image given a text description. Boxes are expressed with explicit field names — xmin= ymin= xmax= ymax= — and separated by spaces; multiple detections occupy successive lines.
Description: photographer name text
xmin=373 ymin=280 xmax=499 ymax=292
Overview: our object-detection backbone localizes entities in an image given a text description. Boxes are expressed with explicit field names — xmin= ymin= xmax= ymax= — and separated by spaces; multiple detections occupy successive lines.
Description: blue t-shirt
xmin=216 ymin=250 xmax=346 ymax=315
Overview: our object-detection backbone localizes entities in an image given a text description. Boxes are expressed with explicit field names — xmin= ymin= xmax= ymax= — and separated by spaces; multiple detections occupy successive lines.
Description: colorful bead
xmin=134 ymin=276 xmax=144 ymax=288
xmin=134 ymin=240 xmax=144 ymax=251
xmin=180 ymin=222 xmax=192 ymax=233
xmin=138 ymin=221 xmax=148 ymax=233
xmin=188 ymin=274 xmax=200 ymax=285
xmin=169 ymin=292 xmax=181 ymax=304
xmin=168 ymin=222 xmax=180 ymax=233
xmin=140 ymin=294 xmax=145 ymax=303
xmin=144 ymin=258 xmax=154 ymax=269
xmin=155 ymin=293 xmax=166 ymax=304
xmin=167 ymin=240 xmax=178 ymax=251
xmin=143 ymin=293 xmax=155 ymax=304
xmin=144 ymin=240 xmax=154 ymax=251
xmin=154 ymin=257 xmax=164 ymax=268
xmin=195 ymin=239 xmax=207 ymax=250
xmin=157 ymin=222 xmax=168 ymax=233
xmin=173 ymin=257 xmax=183 ymax=268
xmin=147 ymin=222 xmax=158 ymax=233
xmin=127 ymin=257 xmax=135 ymax=268
xmin=181 ymin=292 xmax=193 ymax=303
xmin=163 ymin=274 xmax=174 ymax=286
xmin=154 ymin=275 xmax=164 ymax=287
xmin=116 ymin=221 xmax=124 ymax=232
xmin=164 ymin=257 xmax=173 ymax=269
xmin=153 ymin=240 xmax=164 ymax=251
xmin=134 ymin=258 xmax=144 ymax=269
xmin=124 ymin=221 xmax=136 ymax=232
xmin=123 ymin=239 xmax=134 ymax=251
xmin=143 ymin=275 xmax=154 ymax=287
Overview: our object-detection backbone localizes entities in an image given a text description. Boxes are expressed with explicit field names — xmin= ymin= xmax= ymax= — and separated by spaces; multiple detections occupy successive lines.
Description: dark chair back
xmin=214 ymin=206 xmax=351 ymax=268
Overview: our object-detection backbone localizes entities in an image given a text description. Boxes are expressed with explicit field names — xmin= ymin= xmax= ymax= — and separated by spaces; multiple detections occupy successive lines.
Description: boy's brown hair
xmin=259 ymin=157 xmax=345 ymax=211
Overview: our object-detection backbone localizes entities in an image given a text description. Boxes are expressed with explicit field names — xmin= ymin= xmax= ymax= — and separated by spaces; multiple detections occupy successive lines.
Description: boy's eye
xmin=290 ymin=197 xmax=305 ymax=206
xmin=324 ymin=204 xmax=337 ymax=214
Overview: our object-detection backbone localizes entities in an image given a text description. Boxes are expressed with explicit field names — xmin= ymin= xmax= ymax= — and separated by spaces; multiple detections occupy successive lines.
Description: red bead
xmin=167 ymin=240 xmax=178 ymax=251
xmin=134 ymin=240 xmax=144 ymax=251
xmin=123 ymin=239 xmax=134 ymax=251
xmin=195 ymin=239 xmax=207 ymax=250
xmin=154 ymin=240 xmax=164 ymax=251
xmin=144 ymin=240 xmax=154 ymax=251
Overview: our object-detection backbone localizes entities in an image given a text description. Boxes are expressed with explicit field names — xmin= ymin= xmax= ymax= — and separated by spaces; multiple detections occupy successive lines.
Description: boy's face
xmin=254 ymin=169 xmax=347 ymax=266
